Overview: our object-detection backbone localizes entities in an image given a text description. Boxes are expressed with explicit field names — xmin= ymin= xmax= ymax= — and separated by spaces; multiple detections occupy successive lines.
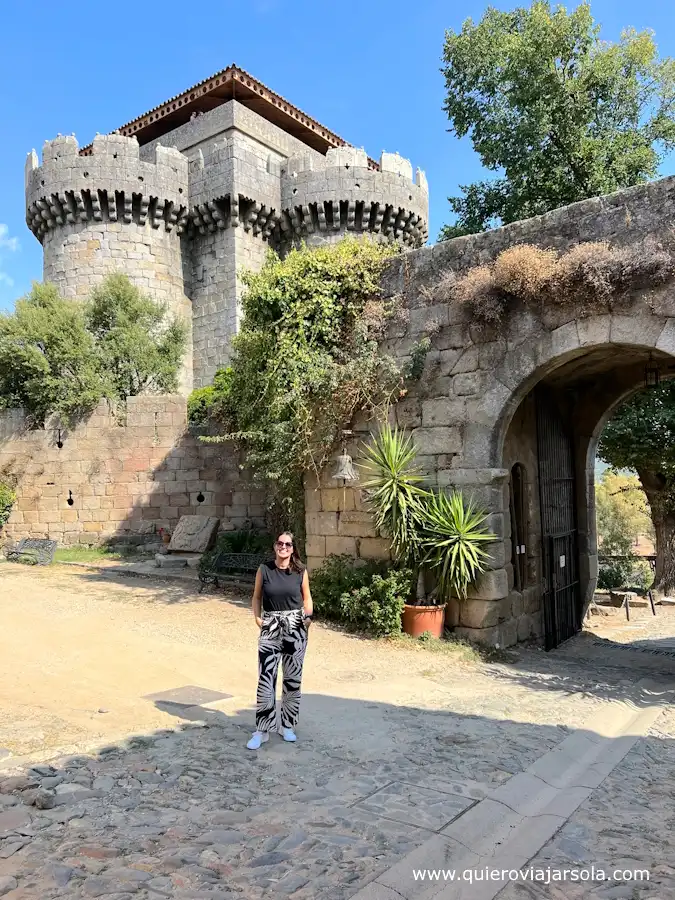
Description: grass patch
xmin=54 ymin=546 xmax=143 ymax=563
xmin=385 ymin=631 xmax=516 ymax=663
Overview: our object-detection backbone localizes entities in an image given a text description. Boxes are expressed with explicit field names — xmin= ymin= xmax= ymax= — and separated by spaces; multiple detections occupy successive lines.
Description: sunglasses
xmin=276 ymin=541 xmax=293 ymax=549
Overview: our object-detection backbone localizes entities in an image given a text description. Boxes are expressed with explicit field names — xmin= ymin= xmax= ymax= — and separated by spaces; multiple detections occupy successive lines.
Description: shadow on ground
xmin=0 ymin=680 xmax=674 ymax=899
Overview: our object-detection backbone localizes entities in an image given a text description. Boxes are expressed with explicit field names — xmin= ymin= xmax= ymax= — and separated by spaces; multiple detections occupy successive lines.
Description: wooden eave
xmin=80 ymin=64 xmax=379 ymax=169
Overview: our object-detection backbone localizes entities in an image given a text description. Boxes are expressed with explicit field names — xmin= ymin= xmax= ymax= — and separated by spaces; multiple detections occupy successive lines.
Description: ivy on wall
xmin=190 ymin=237 xmax=430 ymax=534
xmin=0 ymin=476 xmax=16 ymax=530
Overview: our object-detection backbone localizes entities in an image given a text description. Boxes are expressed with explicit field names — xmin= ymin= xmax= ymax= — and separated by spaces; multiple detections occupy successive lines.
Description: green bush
xmin=0 ymin=481 xmax=16 ymax=529
xmin=340 ymin=568 xmax=414 ymax=636
xmin=187 ymin=368 xmax=233 ymax=426
xmin=598 ymin=556 xmax=654 ymax=592
xmin=630 ymin=559 xmax=654 ymax=592
xmin=187 ymin=386 xmax=217 ymax=426
xmin=310 ymin=554 xmax=413 ymax=636
xmin=310 ymin=554 xmax=389 ymax=621
xmin=598 ymin=558 xmax=632 ymax=590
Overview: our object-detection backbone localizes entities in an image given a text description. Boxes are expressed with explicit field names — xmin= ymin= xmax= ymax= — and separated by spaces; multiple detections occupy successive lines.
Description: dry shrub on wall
xmin=452 ymin=264 xmax=503 ymax=322
xmin=492 ymin=245 xmax=558 ymax=300
xmin=615 ymin=236 xmax=673 ymax=288
xmin=552 ymin=242 xmax=616 ymax=308
xmin=450 ymin=238 xmax=675 ymax=322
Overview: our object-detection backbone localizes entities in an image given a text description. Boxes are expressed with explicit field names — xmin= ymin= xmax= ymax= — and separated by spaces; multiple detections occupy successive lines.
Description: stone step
xmin=154 ymin=553 xmax=202 ymax=569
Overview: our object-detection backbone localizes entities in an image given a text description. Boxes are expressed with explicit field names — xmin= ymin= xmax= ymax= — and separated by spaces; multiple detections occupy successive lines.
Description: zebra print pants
xmin=256 ymin=609 xmax=308 ymax=732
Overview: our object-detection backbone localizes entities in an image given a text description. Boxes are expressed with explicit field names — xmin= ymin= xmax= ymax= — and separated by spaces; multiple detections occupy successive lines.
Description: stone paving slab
xmin=353 ymin=782 xmax=476 ymax=832
xmin=352 ymin=679 xmax=672 ymax=900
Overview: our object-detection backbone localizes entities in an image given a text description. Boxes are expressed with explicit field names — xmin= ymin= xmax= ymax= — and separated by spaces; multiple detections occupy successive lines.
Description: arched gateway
xmin=306 ymin=175 xmax=675 ymax=648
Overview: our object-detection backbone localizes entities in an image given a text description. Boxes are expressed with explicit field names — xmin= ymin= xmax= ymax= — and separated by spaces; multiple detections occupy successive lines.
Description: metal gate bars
xmin=536 ymin=385 xmax=581 ymax=650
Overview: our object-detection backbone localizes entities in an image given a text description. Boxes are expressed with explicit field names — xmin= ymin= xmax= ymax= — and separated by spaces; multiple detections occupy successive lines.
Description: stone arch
xmin=491 ymin=314 xmax=675 ymax=466
xmin=490 ymin=316 xmax=675 ymax=648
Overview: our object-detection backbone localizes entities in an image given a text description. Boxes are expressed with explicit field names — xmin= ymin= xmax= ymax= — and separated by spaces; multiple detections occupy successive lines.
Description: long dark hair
xmin=275 ymin=531 xmax=305 ymax=574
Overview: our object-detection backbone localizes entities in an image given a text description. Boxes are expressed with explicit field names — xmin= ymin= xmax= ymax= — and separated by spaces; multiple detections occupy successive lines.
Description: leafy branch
xmin=190 ymin=237 xmax=431 ymax=535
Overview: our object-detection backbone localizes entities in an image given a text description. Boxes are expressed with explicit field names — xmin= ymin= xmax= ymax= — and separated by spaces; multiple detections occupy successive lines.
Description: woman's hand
xmin=255 ymin=616 xmax=263 ymax=629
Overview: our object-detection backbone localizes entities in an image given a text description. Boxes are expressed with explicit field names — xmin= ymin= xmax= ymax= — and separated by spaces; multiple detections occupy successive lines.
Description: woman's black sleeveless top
xmin=260 ymin=560 xmax=303 ymax=612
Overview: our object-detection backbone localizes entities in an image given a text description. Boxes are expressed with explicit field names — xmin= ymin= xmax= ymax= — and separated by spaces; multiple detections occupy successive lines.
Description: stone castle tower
xmin=25 ymin=65 xmax=429 ymax=392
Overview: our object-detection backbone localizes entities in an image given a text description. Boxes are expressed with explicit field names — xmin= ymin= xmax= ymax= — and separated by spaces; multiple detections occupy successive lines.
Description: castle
xmin=12 ymin=63 xmax=675 ymax=648
xmin=25 ymin=64 xmax=429 ymax=391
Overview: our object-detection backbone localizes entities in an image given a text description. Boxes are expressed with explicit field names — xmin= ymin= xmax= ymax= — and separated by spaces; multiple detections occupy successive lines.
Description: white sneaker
xmin=281 ymin=727 xmax=297 ymax=742
xmin=246 ymin=731 xmax=269 ymax=750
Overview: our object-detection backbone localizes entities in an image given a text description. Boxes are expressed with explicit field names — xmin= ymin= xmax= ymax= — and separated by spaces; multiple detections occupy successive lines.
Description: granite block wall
xmin=0 ymin=398 xmax=264 ymax=547
xmin=305 ymin=174 xmax=675 ymax=646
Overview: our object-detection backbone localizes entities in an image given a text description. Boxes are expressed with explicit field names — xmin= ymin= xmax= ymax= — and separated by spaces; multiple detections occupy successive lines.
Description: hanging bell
xmin=332 ymin=452 xmax=358 ymax=483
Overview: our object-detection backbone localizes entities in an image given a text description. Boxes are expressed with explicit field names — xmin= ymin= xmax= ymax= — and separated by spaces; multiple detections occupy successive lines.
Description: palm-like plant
xmin=360 ymin=423 xmax=428 ymax=563
xmin=420 ymin=490 xmax=496 ymax=600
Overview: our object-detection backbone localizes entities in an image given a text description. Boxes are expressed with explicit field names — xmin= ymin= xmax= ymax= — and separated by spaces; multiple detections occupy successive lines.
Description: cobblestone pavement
xmin=0 ymin=567 xmax=674 ymax=898
xmin=496 ymin=607 xmax=675 ymax=900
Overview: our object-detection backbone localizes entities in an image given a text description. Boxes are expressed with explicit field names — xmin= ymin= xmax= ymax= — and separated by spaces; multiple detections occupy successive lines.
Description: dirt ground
xmin=2 ymin=560 xmax=663 ymax=766
xmin=0 ymin=561 xmax=510 ymax=763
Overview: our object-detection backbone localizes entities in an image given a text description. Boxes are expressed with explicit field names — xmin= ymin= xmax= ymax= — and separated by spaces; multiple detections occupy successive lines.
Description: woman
xmin=247 ymin=532 xmax=313 ymax=750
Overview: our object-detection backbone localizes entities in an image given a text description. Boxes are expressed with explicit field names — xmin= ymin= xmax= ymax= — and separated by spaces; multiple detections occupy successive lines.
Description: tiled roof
xmin=81 ymin=64 xmax=378 ymax=168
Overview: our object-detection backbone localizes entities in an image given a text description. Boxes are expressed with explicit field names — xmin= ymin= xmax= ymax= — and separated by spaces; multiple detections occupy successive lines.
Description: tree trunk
xmin=637 ymin=469 xmax=675 ymax=596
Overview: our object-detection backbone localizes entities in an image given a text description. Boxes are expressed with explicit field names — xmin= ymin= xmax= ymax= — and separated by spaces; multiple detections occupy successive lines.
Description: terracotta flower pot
xmin=402 ymin=603 xmax=446 ymax=639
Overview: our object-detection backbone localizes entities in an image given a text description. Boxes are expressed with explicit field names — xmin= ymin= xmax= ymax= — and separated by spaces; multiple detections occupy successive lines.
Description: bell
xmin=333 ymin=452 xmax=358 ymax=483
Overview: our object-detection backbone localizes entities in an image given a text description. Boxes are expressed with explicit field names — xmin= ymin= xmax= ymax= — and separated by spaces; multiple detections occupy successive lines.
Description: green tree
xmin=440 ymin=2 xmax=675 ymax=238
xmin=596 ymin=469 xmax=653 ymax=556
xmin=0 ymin=275 xmax=188 ymax=425
xmin=595 ymin=469 xmax=653 ymax=589
xmin=598 ymin=383 xmax=675 ymax=593
xmin=0 ymin=283 xmax=105 ymax=424
xmin=85 ymin=274 xmax=188 ymax=401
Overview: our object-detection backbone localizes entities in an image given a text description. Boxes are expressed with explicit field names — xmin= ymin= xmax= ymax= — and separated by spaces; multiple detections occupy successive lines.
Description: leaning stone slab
xmin=167 ymin=515 xmax=220 ymax=553
xmin=609 ymin=590 xmax=637 ymax=608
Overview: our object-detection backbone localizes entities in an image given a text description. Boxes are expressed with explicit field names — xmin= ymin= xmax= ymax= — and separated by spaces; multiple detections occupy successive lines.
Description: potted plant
xmin=418 ymin=489 xmax=496 ymax=629
xmin=361 ymin=424 xmax=495 ymax=638
xmin=361 ymin=424 xmax=441 ymax=636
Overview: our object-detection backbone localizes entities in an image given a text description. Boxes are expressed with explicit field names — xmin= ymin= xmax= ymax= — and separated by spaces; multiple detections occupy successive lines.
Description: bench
xmin=4 ymin=538 xmax=57 ymax=566
xmin=198 ymin=551 xmax=267 ymax=592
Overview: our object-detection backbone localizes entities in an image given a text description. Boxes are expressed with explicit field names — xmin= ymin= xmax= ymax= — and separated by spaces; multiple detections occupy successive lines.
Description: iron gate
xmin=536 ymin=385 xmax=581 ymax=650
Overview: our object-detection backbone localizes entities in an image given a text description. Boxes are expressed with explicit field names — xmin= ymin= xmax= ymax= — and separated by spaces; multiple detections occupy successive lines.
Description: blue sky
xmin=1 ymin=0 xmax=673 ymax=311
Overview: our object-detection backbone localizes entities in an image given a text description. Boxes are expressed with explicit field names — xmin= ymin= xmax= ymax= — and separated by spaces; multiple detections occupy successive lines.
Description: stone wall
xmin=0 ymin=398 xmax=263 ymax=547
xmin=305 ymin=174 xmax=675 ymax=646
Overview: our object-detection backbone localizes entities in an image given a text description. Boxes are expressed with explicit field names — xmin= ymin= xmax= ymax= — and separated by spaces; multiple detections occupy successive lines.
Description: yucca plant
xmin=420 ymin=490 xmax=496 ymax=601
xmin=360 ymin=423 xmax=429 ymax=564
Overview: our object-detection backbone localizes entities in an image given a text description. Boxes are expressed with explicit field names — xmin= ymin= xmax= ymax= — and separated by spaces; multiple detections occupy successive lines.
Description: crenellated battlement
xmin=24 ymin=80 xmax=431 ymax=391
xmin=25 ymin=134 xmax=189 ymax=242
xmin=279 ymin=147 xmax=428 ymax=248
xmin=186 ymin=134 xmax=281 ymax=243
